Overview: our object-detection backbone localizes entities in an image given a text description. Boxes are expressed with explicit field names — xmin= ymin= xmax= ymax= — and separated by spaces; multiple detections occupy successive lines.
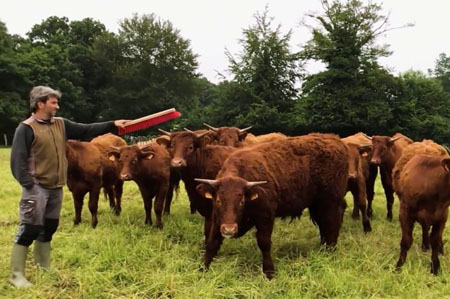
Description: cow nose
xmin=348 ymin=173 xmax=357 ymax=179
xmin=171 ymin=158 xmax=186 ymax=168
xmin=120 ymin=173 xmax=130 ymax=181
xmin=371 ymin=159 xmax=380 ymax=165
xmin=220 ymin=224 xmax=238 ymax=238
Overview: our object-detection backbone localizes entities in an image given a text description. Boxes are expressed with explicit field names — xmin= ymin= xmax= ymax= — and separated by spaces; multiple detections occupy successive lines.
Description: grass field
xmin=1 ymin=147 xmax=450 ymax=298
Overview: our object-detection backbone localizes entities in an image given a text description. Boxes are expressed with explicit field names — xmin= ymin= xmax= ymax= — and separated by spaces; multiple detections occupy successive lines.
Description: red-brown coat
xmin=340 ymin=137 xmax=372 ymax=232
xmin=195 ymin=133 xmax=348 ymax=279
xmin=367 ymin=133 xmax=413 ymax=220
xmin=243 ymin=132 xmax=287 ymax=147
xmin=395 ymin=154 xmax=450 ymax=274
xmin=66 ymin=140 xmax=103 ymax=228
xmin=91 ymin=133 xmax=127 ymax=215
xmin=109 ymin=143 xmax=171 ymax=228
xmin=202 ymin=123 xmax=251 ymax=147
xmin=157 ymin=130 xmax=237 ymax=240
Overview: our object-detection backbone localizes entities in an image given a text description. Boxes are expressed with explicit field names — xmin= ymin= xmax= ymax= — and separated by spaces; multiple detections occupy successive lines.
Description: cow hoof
xmin=264 ymin=271 xmax=275 ymax=280
xmin=421 ymin=244 xmax=430 ymax=252
xmin=363 ymin=222 xmax=372 ymax=233
xmin=352 ymin=213 xmax=360 ymax=220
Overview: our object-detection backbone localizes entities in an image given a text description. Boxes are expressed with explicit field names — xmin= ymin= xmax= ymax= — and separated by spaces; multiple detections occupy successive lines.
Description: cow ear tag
xmin=204 ymin=192 xmax=213 ymax=199
xmin=250 ymin=193 xmax=259 ymax=201
xmin=109 ymin=155 xmax=116 ymax=161
xmin=361 ymin=152 xmax=368 ymax=157
xmin=145 ymin=154 xmax=154 ymax=160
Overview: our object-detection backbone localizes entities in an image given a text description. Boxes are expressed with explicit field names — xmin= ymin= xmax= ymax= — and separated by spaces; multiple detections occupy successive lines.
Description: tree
xmin=297 ymin=0 xmax=410 ymax=136
xmin=0 ymin=21 xmax=29 ymax=144
xmin=430 ymin=53 xmax=450 ymax=94
xmin=219 ymin=7 xmax=302 ymax=134
xmin=92 ymin=13 xmax=199 ymax=134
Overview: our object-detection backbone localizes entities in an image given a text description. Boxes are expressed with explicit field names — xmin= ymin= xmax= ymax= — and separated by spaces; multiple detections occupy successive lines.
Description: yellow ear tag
xmin=250 ymin=193 xmax=259 ymax=201
xmin=145 ymin=154 xmax=154 ymax=160
xmin=204 ymin=192 xmax=213 ymax=199
xmin=361 ymin=152 xmax=368 ymax=157
xmin=109 ymin=155 xmax=116 ymax=161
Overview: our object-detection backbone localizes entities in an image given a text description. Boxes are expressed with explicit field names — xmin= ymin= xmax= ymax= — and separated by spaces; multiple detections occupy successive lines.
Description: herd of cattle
xmin=64 ymin=123 xmax=450 ymax=279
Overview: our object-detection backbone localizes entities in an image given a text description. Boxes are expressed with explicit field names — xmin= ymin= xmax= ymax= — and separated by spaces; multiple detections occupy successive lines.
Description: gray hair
xmin=29 ymin=86 xmax=62 ymax=110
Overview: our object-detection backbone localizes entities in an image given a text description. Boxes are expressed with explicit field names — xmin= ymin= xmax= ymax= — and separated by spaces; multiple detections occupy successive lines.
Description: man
xmin=9 ymin=86 xmax=128 ymax=288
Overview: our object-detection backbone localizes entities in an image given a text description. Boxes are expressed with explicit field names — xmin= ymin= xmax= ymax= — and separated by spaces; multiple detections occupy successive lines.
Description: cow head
xmin=203 ymin=123 xmax=252 ymax=147
xmin=108 ymin=144 xmax=155 ymax=181
xmin=158 ymin=130 xmax=210 ymax=168
xmin=345 ymin=143 xmax=372 ymax=181
xmin=195 ymin=177 xmax=266 ymax=238
xmin=370 ymin=135 xmax=401 ymax=166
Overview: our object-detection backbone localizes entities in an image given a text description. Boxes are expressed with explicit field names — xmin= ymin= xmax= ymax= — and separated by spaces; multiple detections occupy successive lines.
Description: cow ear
xmin=245 ymin=186 xmax=264 ymax=201
xmin=107 ymin=152 xmax=120 ymax=162
xmin=196 ymin=183 xmax=215 ymax=199
xmin=359 ymin=145 xmax=372 ymax=157
xmin=156 ymin=136 xmax=171 ymax=148
xmin=442 ymin=158 xmax=450 ymax=173
xmin=238 ymin=132 xmax=248 ymax=141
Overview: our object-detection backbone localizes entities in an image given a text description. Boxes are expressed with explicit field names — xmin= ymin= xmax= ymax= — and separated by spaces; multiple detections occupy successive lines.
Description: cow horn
xmin=362 ymin=133 xmax=372 ymax=140
xmin=110 ymin=146 xmax=121 ymax=152
xmin=389 ymin=136 xmax=401 ymax=143
xmin=196 ymin=131 xmax=211 ymax=139
xmin=246 ymin=181 xmax=267 ymax=187
xmin=158 ymin=128 xmax=172 ymax=136
xmin=194 ymin=178 xmax=219 ymax=186
xmin=239 ymin=126 xmax=253 ymax=133
xmin=184 ymin=128 xmax=194 ymax=133
xmin=203 ymin=123 xmax=218 ymax=132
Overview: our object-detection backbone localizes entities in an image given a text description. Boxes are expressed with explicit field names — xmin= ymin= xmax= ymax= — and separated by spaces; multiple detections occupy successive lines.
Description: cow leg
xmin=350 ymin=178 xmax=371 ymax=233
xmin=72 ymin=188 xmax=88 ymax=226
xmin=313 ymin=197 xmax=346 ymax=247
xmin=255 ymin=219 xmax=275 ymax=280
xmin=164 ymin=183 xmax=174 ymax=215
xmin=380 ymin=168 xmax=395 ymax=221
xmin=366 ymin=164 xmax=377 ymax=218
xmin=396 ymin=204 xmax=414 ymax=270
xmin=114 ymin=180 xmax=123 ymax=216
xmin=419 ymin=221 xmax=430 ymax=252
xmin=204 ymin=218 xmax=223 ymax=270
xmin=347 ymin=181 xmax=359 ymax=219
xmin=430 ymin=219 xmax=446 ymax=275
xmin=88 ymin=187 xmax=101 ymax=228
xmin=154 ymin=184 xmax=168 ymax=229
xmin=104 ymin=185 xmax=116 ymax=213
xmin=138 ymin=185 xmax=156 ymax=226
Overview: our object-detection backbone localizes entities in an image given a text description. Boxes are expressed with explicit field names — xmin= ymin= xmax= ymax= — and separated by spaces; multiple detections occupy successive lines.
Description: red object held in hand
xmin=118 ymin=108 xmax=182 ymax=135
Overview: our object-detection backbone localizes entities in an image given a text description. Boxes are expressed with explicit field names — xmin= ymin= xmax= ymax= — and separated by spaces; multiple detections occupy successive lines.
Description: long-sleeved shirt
xmin=10 ymin=116 xmax=116 ymax=189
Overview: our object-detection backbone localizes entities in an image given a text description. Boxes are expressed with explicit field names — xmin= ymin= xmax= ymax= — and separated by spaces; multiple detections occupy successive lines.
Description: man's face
xmin=38 ymin=96 xmax=59 ymax=118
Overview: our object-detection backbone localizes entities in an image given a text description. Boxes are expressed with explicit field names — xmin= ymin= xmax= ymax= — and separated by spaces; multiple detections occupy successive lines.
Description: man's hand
xmin=114 ymin=119 xmax=129 ymax=128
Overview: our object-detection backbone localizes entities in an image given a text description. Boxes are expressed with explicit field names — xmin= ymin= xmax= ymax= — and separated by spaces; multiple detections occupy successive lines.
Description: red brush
xmin=118 ymin=108 xmax=182 ymax=135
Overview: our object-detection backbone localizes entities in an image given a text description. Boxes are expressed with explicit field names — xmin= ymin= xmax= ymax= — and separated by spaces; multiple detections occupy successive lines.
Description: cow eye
xmin=188 ymin=145 xmax=194 ymax=151
xmin=132 ymin=159 xmax=137 ymax=164
xmin=239 ymin=198 xmax=245 ymax=205
xmin=216 ymin=198 xmax=221 ymax=204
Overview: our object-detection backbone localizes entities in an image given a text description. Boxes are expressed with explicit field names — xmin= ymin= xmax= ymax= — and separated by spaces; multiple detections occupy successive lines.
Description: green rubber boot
xmin=9 ymin=244 xmax=32 ymax=288
xmin=34 ymin=241 xmax=51 ymax=270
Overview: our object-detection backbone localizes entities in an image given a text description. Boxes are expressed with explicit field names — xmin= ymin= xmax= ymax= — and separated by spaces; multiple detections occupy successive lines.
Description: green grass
xmin=1 ymin=147 xmax=450 ymax=298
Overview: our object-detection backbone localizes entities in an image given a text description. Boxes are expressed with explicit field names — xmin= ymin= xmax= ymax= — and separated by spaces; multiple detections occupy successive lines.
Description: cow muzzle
xmin=220 ymin=223 xmax=238 ymax=239
xmin=171 ymin=158 xmax=186 ymax=168
xmin=120 ymin=173 xmax=132 ymax=181
xmin=348 ymin=173 xmax=357 ymax=180
xmin=370 ymin=159 xmax=380 ymax=166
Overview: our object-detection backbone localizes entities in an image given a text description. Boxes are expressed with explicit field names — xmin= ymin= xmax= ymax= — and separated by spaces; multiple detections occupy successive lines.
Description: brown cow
xmin=66 ymin=140 xmax=103 ymax=228
xmin=157 ymin=130 xmax=237 ymax=241
xmin=243 ymin=132 xmax=287 ymax=147
xmin=366 ymin=133 xmax=413 ymax=220
xmin=395 ymin=154 xmax=450 ymax=274
xmin=195 ymin=133 xmax=348 ymax=279
xmin=340 ymin=140 xmax=372 ymax=232
xmin=108 ymin=143 xmax=171 ymax=228
xmin=91 ymin=133 xmax=126 ymax=215
xmin=392 ymin=139 xmax=449 ymax=251
xmin=203 ymin=123 xmax=252 ymax=147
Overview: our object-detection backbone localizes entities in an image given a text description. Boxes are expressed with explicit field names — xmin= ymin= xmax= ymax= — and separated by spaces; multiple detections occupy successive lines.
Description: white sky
xmin=1 ymin=0 xmax=449 ymax=83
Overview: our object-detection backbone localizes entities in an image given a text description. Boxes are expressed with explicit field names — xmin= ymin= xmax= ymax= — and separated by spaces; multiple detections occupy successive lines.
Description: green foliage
xmin=216 ymin=7 xmax=302 ymax=134
xmin=298 ymin=0 xmax=400 ymax=137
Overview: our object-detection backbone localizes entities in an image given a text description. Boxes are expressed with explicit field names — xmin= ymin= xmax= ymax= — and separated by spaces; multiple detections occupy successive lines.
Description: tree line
xmin=1 ymin=0 xmax=449 ymax=145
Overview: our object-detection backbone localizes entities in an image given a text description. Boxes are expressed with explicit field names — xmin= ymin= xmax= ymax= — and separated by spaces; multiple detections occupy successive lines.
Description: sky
xmin=1 ymin=0 xmax=450 ymax=84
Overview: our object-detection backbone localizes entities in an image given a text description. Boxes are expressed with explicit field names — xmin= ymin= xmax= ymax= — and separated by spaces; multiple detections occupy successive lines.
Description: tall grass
xmin=1 ymin=147 xmax=450 ymax=298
